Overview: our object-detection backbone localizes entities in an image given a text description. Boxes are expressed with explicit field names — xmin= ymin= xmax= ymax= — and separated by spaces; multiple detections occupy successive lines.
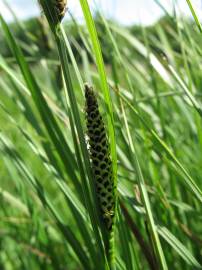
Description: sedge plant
xmin=0 ymin=1 xmax=202 ymax=270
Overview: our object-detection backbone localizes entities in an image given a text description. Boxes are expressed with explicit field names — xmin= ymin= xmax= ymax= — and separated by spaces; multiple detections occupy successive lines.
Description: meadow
xmin=0 ymin=1 xmax=202 ymax=269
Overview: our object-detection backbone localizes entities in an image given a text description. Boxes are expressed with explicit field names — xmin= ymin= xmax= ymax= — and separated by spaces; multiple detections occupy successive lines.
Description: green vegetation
xmin=0 ymin=1 xmax=202 ymax=270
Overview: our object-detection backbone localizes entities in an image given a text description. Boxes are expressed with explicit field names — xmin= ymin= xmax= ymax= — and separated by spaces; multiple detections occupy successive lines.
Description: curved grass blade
xmin=78 ymin=2 xmax=118 ymax=268
xmin=185 ymin=0 xmax=202 ymax=33
xmin=0 ymin=134 xmax=91 ymax=269
xmin=36 ymin=2 xmax=110 ymax=268
xmin=158 ymin=226 xmax=201 ymax=268
xmin=0 ymin=14 xmax=83 ymax=197
xmin=115 ymin=90 xmax=202 ymax=203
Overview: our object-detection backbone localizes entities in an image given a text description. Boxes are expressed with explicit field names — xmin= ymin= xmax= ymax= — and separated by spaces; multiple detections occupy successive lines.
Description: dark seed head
xmin=84 ymin=84 xmax=115 ymax=231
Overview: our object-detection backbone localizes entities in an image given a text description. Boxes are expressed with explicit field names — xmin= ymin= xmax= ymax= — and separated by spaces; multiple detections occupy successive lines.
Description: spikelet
xmin=54 ymin=0 xmax=67 ymax=22
xmin=38 ymin=0 xmax=67 ymax=24
xmin=85 ymin=84 xmax=115 ymax=231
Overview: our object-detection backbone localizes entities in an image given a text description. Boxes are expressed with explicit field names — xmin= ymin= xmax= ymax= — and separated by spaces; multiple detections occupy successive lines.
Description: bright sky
xmin=0 ymin=0 xmax=202 ymax=25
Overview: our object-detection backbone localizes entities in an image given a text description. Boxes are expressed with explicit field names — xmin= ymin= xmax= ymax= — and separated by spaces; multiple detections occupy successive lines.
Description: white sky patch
xmin=0 ymin=1 xmax=13 ymax=21
xmin=1 ymin=0 xmax=202 ymax=25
